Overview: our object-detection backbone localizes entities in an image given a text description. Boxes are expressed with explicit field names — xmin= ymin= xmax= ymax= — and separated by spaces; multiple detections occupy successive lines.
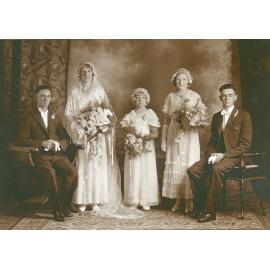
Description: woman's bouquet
xmin=173 ymin=98 xmax=210 ymax=131
xmin=173 ymin=98 xmax=210 ymax=142
xmin=124 ymin=133 xmax=151 ymax=157
xmin=71 ymin=103 xmax=115 ymax=161
xmin=75 ymin=105 xmax=114 ymax=142
xmin=120 ymin=119 xmax=151 ymax=157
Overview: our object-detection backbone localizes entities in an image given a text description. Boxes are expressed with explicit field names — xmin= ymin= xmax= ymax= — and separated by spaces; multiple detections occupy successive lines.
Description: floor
xmin=1 ymin=192 xmax=270 ymax=230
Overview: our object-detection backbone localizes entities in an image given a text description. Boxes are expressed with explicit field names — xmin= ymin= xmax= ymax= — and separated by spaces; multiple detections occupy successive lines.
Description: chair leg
xmin=258 ymin=180 xmax=266 ymax=216
xmin=259 ymin=199 xmax=266 ymax=216
xmin=239 ymin=180 xmax=245 ymax=219
xmin=222 ymin=178 xmax=227 ymax=211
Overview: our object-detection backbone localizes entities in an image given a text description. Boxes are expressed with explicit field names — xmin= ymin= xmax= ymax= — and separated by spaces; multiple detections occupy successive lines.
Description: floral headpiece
xmin=131 ymin=88 xmax=150 ymax=104
xmin=171 ymin=67 xmax=193 ymax=86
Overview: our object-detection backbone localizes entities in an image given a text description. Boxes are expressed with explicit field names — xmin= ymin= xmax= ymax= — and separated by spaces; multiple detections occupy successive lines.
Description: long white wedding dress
xmin=64 ymin=78 xmax=143 ymax=219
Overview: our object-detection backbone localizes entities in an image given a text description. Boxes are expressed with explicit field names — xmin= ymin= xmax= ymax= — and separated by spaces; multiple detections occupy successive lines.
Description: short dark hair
xmin=219 ymin=83 xmax=237 ymax=93
xmin=35 ymin=85 xmax=52 ymax=94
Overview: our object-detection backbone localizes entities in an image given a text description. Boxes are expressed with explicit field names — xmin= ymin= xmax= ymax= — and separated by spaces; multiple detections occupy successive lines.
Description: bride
xmin=64 ymin=61 xmax=142 ymax=219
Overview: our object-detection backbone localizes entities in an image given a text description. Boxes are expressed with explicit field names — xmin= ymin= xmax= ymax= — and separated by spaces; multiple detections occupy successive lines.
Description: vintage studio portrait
xmin=0 ymin=39 xmax=270 ymax=229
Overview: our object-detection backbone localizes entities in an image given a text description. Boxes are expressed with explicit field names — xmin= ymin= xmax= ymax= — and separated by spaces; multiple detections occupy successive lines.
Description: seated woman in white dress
xmin=121 ymin=88 xmax=161 ymax=211
xmin=63 ymin=62 xmax=121 ymax=213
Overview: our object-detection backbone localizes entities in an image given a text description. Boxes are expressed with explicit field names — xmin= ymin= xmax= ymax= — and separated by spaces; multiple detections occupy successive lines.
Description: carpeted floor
xmin=1 ymin=193 xmax=270 ymax=230
xmin=12 ymin=208 xmax=264 ymax=230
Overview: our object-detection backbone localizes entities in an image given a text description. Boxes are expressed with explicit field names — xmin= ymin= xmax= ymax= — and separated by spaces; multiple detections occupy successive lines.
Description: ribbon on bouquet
xmin=108 ymin=128 xmax=114 ymax=166
xmin=84 ymin=134 xmax=103 ymax=165
xmin=82 ymin=135 xmax=101 ymax=183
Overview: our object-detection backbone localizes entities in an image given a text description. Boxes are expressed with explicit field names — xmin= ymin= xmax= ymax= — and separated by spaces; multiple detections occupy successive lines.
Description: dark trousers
xmin=33 ymin=153 xmax=77 ymax=212
xmin=187 ymin=156 xmax=239 ymax=215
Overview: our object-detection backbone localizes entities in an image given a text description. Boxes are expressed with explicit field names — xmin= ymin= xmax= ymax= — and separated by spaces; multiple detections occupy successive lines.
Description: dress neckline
xmin=174 ymin=89 xmax=189 ymax=98
xmin=132 ymin=109 xmax=148 ymax=120
xmin=134 ymin=108 xmax=148 ymax=114
xmin=78 ymin=83 xmax=94 ymax=95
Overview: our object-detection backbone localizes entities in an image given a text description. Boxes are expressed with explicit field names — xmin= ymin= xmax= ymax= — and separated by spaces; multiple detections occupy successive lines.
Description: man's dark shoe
xmin=53 ymin=211 xmax=65 ymax=222
xmin=198 ymin=213 xmax=216 ymax=223
xmin=63 ymin=210 xmax=73 ymax=217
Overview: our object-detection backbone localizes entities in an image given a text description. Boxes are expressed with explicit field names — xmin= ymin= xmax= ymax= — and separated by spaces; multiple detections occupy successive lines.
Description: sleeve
xmin=96 ymin=85 xmax=117 ymax=124
xmin=63 ymin=90 xmax=75 ymax=132
xmin=195 ymin=93 xmax=207 ymax=109
xmin=55 ymin=114 xmax=70 ymax=150
xmin=147 ymin=109 xmax=161 ymax=128
xmin=120 ymin=113 xmax=130 ymax=128
xmin=16 ymin=114 xmax=43 ymax=148
xmin=63 ymin=90 xmax=82 ymax=144
xmin=162 ymin=94 xmax=170 ymax=114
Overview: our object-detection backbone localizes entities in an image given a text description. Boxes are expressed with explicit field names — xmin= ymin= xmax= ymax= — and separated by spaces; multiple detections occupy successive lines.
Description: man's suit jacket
xmin=206 ymin=107 xmax=252 ymax=158
xmin=17 ymin=107 xmax=70 ymax=154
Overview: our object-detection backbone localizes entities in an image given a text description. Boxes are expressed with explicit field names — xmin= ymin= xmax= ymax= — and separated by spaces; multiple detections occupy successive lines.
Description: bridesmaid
xmin=161 ymin=68 xmax=206 ymax=213
xmin=121 ymin=88 xmax=160 ymax=211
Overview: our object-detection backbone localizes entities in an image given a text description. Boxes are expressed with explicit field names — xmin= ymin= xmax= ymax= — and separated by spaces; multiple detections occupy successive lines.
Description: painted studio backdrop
xmin=67 ymin=40 xmax=239 ymax=153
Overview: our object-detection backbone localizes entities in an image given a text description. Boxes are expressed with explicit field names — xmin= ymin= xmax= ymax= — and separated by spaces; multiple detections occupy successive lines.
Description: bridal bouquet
xmin=173 ymin=99 xmax=210 ymax=142
xmin=70 ymin=105 xmax=115 ymax=161
xmin=75 ymin=106 xmax=114 ymax=141
xmin=124 ymin=133 xmax=151 ymax=157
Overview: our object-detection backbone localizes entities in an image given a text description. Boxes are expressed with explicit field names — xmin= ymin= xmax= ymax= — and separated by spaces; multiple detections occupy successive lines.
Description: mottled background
xmin=67 ymin=40 xmax=240 ymax=153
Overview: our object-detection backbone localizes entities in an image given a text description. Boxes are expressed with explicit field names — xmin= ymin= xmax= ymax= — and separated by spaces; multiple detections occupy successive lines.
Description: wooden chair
xmin=8 ymin=143 xmax=77 ymax=166
xmin=7 ymin=143 xmax=49 ymax=204
xmin=222 ymin=152 xmax=267 ymax=219
xmin=7 ymin=143 xmax=38 ymax=167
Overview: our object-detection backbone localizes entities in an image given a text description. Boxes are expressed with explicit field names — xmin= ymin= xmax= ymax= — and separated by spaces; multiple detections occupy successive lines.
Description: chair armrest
xmin=8 ymin=144 xmax=39 ymax=153
xmin=242 ymin=152 xmax=265 ymax=157
xmin=240 ymin=152 xmax=266 ymax=168
xmin=7 ymin=144 xmax=38 ymax=167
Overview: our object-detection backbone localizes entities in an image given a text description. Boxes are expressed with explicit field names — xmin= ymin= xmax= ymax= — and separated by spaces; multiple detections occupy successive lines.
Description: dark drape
xmin=0 ymin=40 xmax=69 ymax=198
xmin=0 ymin=40 xmax=4 ymax=170
xmin=0 ymin=40 xmax=21 ymax=164
xmin=239 ymin=40 xmax=270 ymax=151
xmin=239 ymin=40 xmax=270 ymax=199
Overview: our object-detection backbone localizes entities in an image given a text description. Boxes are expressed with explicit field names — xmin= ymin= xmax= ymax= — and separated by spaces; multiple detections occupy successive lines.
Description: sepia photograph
xmin=0 ymin=1 xmax=270 ymax=270
xmin=0 ymin=39 xmax=270 ymax=230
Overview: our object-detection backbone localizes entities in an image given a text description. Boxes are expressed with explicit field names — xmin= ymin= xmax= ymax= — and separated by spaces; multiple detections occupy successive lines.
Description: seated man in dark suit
xmin=17 ymin=85 xmax=77 ymax=222
xmin=187 ymin=84 xmax=252 ymax=222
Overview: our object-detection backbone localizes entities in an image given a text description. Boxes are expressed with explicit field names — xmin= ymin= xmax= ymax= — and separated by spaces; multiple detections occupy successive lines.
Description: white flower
xmin=75 ymin=106 xmax=113 ymax=143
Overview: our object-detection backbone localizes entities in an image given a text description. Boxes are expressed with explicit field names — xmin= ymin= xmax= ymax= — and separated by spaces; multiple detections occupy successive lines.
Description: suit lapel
xmin=224 ymin=107 xmax=239 ymax=131
xmin=32 ymin=107 xmax=48 ymax=134
xmin=47 ymin=111 xmax=55 ymax=136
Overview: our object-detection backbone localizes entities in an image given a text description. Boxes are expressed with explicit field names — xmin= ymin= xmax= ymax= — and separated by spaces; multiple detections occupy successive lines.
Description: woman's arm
xmin=145 ymin=126 xmax=158 ymax=141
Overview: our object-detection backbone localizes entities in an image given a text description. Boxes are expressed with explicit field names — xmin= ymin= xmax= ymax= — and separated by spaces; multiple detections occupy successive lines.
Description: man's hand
xmin=208 ymin=153 xmax=225 ymax=164
xmin=42 ymin=140 xmax=54 ymax=150
xmin=50 ymin=140 xmax=61 ymax=152
xmin=42 ymin=140 xmax=61 ymax=151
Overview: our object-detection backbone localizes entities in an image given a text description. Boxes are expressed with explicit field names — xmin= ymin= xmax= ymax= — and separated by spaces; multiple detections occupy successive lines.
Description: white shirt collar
xmin=38 ymin=107 xmax=48 ymax=115
xmin=221 ymin=105 xmax=234 ymax=115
